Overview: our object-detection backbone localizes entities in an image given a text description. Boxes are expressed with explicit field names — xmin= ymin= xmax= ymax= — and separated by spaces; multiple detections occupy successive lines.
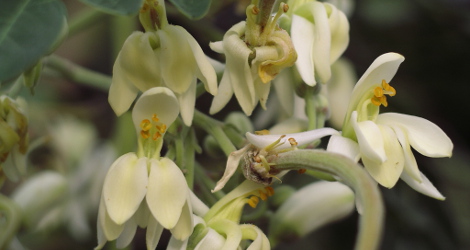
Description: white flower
xmin=209 ymin=2 xmax=297 ymax=116
xmin=331 ymin=53 xmax=453 ymax=199
xmin=269 ymin=181 xmax=355 ymax=242
xmin=108 ymin=0 xmax=217 ymax=126
xmin=97 ymin=87 xmax=193 ymax=249
xmin=212 ymin=128 xmax=339 ymax=192
xmin=279 ymin=0 xmax=349 ymax=86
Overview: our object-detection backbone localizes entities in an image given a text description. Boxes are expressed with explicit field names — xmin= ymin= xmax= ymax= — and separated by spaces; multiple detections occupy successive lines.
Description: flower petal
xmin=177 ymin=79 xmax=197 ymax=126
xmin=347 ymin=53 xmax=404 ymax=116
xmin=210 ymin=67 xmax=234 ymax=115
xmin=210 ymin=41 xmax=224 ymax=53
xmin=146 ymin=158 xmax=188 ymax=229
xmin=132 ymin=87 xmax=180 ymax=136
xmin=245 ymin=127 xmax=339 ymax=150
xmin=240 ymin=224 xmax=270 ymax=250
xmin=391 ymin=125 xmax=421 ymax=182
xmin=115 ymin=217 xmax=137 ymax=249
xmin=272 ymin=69 xmax=295 ymax=115
xmin=325 ymin=3 xmax=349 ymax=63
xmin=223 ymin=22 xmax=256 ymax=115
xmin=103 ymin=153 xmax=148 ymax=224
xmin=98 ymin=197 xmax=124 ymax=241
xmin=170 ymin=199 xmax=194 ymax=240
xmin=208 ymin=219 xmax=242 ymax=250
xmin=189 ymin=189 xmax=209 ymax=217
xmin=400 ymin=171 xmax=445 ymax=200
xmin=158 ymin=26 xmax=195 ymax=94
xmin=351 ymin=111 xmax=386 ymax=163
xmin=212 ymin=144 xmax=250 ymax=193
xmin=362 ymin=125 xmax=404 ymax=188
xmin=180 ymin=26 xmax=218 ymax=95
xmin=146 ymin=215 xmax=164 ymax=250
xmin=327 ymin=135 xmax=360 ymax=162
xmin=291 ymin=14 xmax=316 ymax=86
xmin=194 ymin=228 xmax=226 ymax=250
xmin=293 ymin=1 xmax=332 ymax=85
xmin=376 ymin=113 xmax=453 ymax=157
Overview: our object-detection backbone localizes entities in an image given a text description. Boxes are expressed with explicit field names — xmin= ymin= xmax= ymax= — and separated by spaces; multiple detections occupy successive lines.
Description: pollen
xmin=265 ymin=186 xmax=274 ymax=196
xmin=259 ymin=190 xmax=268 ymax=201
xmin=288 ymin=137 xmax=298 ymax=146
xmin=371 ymin=80 xmax=396 ymax=107
xmin=298 ymin=168 xmax=306 ymax=174
xmin=140 ymin=113 xmax=167 ymax=140
xmin=247 ymin=196 xmax=260 ymax=208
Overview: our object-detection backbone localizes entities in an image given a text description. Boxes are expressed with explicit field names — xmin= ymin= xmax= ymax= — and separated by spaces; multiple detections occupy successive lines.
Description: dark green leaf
xmin=0 ymin=0 xmax=67 ymax=82
xmin=169 ymin=0 xmax=211 ymax=20
xmin=79 ymin=0 xmax=144 ymax=15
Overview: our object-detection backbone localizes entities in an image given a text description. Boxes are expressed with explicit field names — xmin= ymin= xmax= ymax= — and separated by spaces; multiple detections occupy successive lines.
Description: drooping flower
xmin=108 ymin=0 xmax=217 ymax=126
xmin=330 ymin=53 xmax=453 ymax=199
xmin=0 ymin=96 xmax=28 ymax=182
xmin=212 ymin=127 xmax=339 ymax=192
xmin=209 ymin=1 xmax=297 ymax=116
xmin=97 ymin=87 xmax=193 ymax=249
xmin=272 ymin=0 xmax=350 ymax=116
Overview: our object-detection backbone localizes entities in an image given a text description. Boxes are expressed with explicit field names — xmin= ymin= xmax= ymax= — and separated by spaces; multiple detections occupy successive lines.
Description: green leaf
xmin=0 ymin=0 xmax=67 ymax=82
xmin=79 ymin=0 xmax=144 ymax=15
xmin=169 ymin=0 xmax=211 ymax=20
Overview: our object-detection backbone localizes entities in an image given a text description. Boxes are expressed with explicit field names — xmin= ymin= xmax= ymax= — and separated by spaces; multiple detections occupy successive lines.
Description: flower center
xmin=371 ymin=80 xmax=396 ymax=107
xmin=140 ymin=113 xmax=167 ymax=140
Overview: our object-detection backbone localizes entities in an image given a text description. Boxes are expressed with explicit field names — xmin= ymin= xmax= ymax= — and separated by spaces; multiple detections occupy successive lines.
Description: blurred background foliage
xmin=2 ymin=0 xmax=470 ymax=249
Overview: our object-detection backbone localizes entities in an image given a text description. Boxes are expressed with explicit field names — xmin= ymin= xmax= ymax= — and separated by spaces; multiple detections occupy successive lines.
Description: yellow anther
xmin=140 ymin=3 xmax=149 ymax=13
xmin=252 ymin=6 xmax=259 ymax=15
xmin=152 ymin=132 xmax=162 ymax=141
xmin=247 ymin=196 xmax=260 ymax=208
xmin=373 ymin=87 xmax=384 ymax=97
xmin=298 ymin=168 xmax=306 ymax=174
xmin=157 ymin=124 xmax=167 ymax=133
xmin=288 ymin=137 xmax=298 ymax=146
xmin=382 ymin=80 xmax=396 ymax=96
xmin=259 ymin=190 xmax=268 ymax=201
xmin=265 ymin=186 xmax=274 ymax=196
xmin=255 ymin=129 xmax=270 ymax=135
xmin=152 ymin=113 xmax=159 ymax=122
xmin=371 ymin=80 xmax=395 ymax=107
xmin=141 ymin=130 xmax=150 ymax=139
xmin=140 ymin=119 xmax=152 ymax=131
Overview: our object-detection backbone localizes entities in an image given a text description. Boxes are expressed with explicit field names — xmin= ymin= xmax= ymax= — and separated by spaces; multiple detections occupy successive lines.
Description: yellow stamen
xmin=288 ymin=137 xmax=298 ymax=146
xmin=371 ymin=79 xmax=395 ymax=107
xmin=265 ymin=186 xmax=274 ymax=196
xmin=259 ymin=190 xmax=268 ymax=201
xmin=140 ymin=119 xmax=152 ymax=131
xmin=247 ymin=196 xmax=260 ymax=208
xmin=152 ymin=113 xmax=159 ymax=122
xmin=140 ymin=113 xmax=167 ymax=140
xmin=141 ymin=130 xmax=150 ymax=139
xmin=298 ymin=168 xmax=306 ymax=174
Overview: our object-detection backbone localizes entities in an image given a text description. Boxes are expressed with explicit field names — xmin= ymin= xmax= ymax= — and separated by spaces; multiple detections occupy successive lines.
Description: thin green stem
xmin=7 ymin=76 xmax=23 ymax=98
xmin=68 ymin=9 xmax=108 ymax=37
xmin=257 ymin=0 xmax=275 ymax=28
xmin=195 ymin=162 xmax=225 ymax=202
xmin=45 ymin=55 xmax=111 ymax=91
xmin=193 ymin=110 xmax=237 ymax=156
xmin=0 ymin=194 xmax=21 ymax=248
xmin=270 ymin=149 xmax=384 ymax=250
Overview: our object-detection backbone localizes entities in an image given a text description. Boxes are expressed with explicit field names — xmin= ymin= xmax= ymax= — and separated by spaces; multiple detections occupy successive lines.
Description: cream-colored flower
xmin=108 ymin=0 xmax=217 ymax=126
xmin=331 ymin=53 xmax=453 ymax=199
xmin=210 ymin=2 xmax=297 ymax=116
xmin=97 ymin=87 xmax=193 ymax=249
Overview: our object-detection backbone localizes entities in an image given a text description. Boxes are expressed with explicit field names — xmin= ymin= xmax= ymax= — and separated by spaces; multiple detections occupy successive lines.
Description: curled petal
xmin=146 ymin=158 xmax=188 ymax=229
xmin=325 ymin=3 xmax=350 ymax=63
xmin=132 ymin=87 xmax=180 ymax=136
xmin=400 ymin=171 xmax=445 ymax=200
xmin=177 ymin=79 xmax=197 ymax=126
xmin=246 ymin=127 xmax=339 ymax=150
xmin=272 ymin=68 xmax=295 ymax=115
xmin=208 ymin=219 xmax=242 ymax=250
xmin=210 ymin=68 xmax=234 ymax=115
xmin=351 ymin=111 xmax=386 ymax=164
xmin=115 ymin=218 xmax=137 ymax=249
xmin=377 ymin=113 xmax=453 ymax=158
xmin=194 ymin=228 xmax=226 ymax=250
xmin=362 ymin=126 xmax=404 ymax=188
xmin=392 ymin=125 xmax=421 ymax=182
xmin=146 ymin=215 xmax=164 ymax=250
xmin=240 ymin=224 xmax=270 ymax=250
xmin=103 ymin=154 xmax=148 ymax=224
xmin=170 ymin=198 xmax=194 ymax=240
xmin=212 ymin=145 xmax=250 ymax=193
xmin=327 ymin=135 xmax=360 ymax=162
xmin=98 ymin=197 xmax=124 ymax=241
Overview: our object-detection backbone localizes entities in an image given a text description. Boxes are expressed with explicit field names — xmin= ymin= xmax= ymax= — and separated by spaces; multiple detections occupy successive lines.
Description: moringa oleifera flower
xmin=108 ymin=0 xmax=217 ymax=126
xmin=209 ymin=1 xmax=297 ymax=116
xmin=97 ymin=87 xmax=193 ymax=249
xmin=332 ymin=53 xmax=453 ymax=199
